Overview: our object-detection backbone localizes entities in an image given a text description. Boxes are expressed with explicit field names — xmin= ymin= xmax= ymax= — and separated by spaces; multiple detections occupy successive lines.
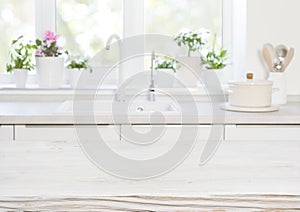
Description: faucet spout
xmin=105 ymin=34 xmax=125 ymax=102
xmin=105 ymin=34 xmax=121 ymax=50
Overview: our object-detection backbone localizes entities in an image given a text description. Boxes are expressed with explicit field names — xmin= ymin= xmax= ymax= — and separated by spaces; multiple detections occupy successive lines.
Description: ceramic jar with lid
xmin=227 ymin=73 xmax=274 ymax=108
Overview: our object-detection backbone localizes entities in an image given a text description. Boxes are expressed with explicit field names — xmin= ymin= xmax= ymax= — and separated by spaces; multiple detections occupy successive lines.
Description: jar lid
xmin=229 ymin=80 xmax=273 ymax=86
xmin=229 ymin=73 xmax=273 ymax=86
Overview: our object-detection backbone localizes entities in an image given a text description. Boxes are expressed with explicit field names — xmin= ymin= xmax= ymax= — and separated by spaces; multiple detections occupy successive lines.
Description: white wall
xmin=246 ymin=0 xmax=300 ymax=95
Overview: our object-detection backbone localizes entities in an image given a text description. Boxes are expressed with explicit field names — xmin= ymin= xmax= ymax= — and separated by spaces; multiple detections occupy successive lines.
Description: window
xmin=145 ymin=0 xmax=222 ymax=37
xmin=0 ymin=0 xmax=35 ymax=73
xmin=0 ymin=0 xmax=231 ymax=84
xmin=57 ymin=0 xmax=222 ymax=58
xmin=144 ymin=0 xmax=223 ymax=72
xmin=56 ymin=0 xmax=223 ymax=86
xmin=57 ymin=0 xmax=123 ymax=57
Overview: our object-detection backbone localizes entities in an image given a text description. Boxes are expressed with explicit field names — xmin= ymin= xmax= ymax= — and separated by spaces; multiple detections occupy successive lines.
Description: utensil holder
xmin=268 ymin=72 xmax=287 ymax=105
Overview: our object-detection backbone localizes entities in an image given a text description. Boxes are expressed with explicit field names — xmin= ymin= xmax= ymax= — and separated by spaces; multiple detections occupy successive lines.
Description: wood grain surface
xmin=0 ymin=137 xmax=300 ymax=211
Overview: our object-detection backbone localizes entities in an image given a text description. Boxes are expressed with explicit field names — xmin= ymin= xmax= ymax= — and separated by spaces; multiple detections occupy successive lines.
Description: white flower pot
xmin=13 ymin=69 xmax=28 ymax=88
xmin=202 ymin=68 xmax=226 ymax=85
xmin=69 ymin=68 xmax=88 ymax=89
xmin=36 ymin=57 xmax=64 ymax=88
xmin=156 ymin=68 xmax=177 ymax=88
xmin=176 ymin=56 xmax=201 ymax=87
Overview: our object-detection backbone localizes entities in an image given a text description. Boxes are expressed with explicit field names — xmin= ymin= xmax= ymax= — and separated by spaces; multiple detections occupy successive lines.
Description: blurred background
xmin=0 ymin=0 xmax=222 ymax=73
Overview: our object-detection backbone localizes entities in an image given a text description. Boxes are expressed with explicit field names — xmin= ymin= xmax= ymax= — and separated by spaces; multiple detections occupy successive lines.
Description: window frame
xmin=1 ymin=0 xmax=245 ymax=87
xmin=35 ymin=0 xmax=56 ymax=39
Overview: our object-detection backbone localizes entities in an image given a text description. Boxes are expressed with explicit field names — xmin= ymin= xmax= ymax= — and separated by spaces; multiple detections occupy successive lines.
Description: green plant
xmin=174 ymin=29 xmax=210 ymax=57
xmin=201 ymin=34 xmax=228 ymax=69
xmin=154 ymin=56 xmax=178 ymax=72
xmin=66 ymin=55 xmax=92 ymax=73
xmin=6 ymin=36 xmax=36 ymax=73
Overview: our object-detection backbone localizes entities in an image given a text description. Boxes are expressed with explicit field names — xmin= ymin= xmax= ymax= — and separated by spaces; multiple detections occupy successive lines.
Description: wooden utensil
xmin=262 ymin=43 xmax=275 ymax=78
xmin=265 ymin=43 xmax=276 ymax=60
xmin=282 ymin=48 xmax=294 ymax=72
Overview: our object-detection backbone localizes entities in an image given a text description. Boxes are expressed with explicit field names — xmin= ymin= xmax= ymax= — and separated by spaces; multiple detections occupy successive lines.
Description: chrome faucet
xmin=105 ymin=34 xmax=125 ymax=102
xmin=148 ymin=52 xmax=156 ymax=102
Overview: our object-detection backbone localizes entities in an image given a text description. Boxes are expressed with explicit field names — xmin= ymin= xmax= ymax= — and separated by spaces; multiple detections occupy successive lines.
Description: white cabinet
xmin=225 ymin=125 xmax=300 ymax=141
xmin=0 ymin=125 xmax=13 ymax=141
xmin=13 ymin=124 xmax=221 ymax=143
xmin=121 ymin=125 xmax=218 ymax=142
xmin=14 ymin=124 xmax=300 ymax=142
xmin=14 ymin=125 xmax=120 ymax=142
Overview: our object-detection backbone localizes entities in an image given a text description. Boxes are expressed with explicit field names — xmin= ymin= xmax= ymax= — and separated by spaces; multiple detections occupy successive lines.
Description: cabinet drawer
xmin=225 ymin=125 xmax=300 ymax=141
xmin=15 ymin=125 xmax=120 ymax=142
xmin=121 ymin=125 xmax=216 ymax=142
xmin=0 ymin=125 xmax=13 ymax=141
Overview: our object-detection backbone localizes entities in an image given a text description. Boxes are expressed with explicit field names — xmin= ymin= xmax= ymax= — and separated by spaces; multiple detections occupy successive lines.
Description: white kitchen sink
xmin=127 ymin=101 xmax=178 ymax=113
xmin=55 ymin=100 xmax=179 ymax=115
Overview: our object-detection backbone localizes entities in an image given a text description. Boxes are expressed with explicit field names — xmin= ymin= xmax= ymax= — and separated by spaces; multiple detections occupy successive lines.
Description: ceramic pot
xmin=156 ymin=68 xmax=177 ymax=88
xmin=13 ymin=69 xmax=28 ymax=88
xmin=36 ymin=57 xmax=64 ymax=88
xmin=176 ymin=56 xmax=201 ymax=87
xmin=228 ymin=79 xmax=274 ymax=108
xmin=268 ymin=72 xmax=287 ymax=105
xmin=69 ymin=68 xmax=88 ymax=88
xmin=202 ymin=68 xmax=227 ymax=85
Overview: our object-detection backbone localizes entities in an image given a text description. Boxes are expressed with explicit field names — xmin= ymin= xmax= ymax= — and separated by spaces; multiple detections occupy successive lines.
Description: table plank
xmin=0 ymin=138 xmax=300 ymax=210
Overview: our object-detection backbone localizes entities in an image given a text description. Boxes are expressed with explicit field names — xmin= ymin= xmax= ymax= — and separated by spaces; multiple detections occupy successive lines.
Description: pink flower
xmin=36 ymin=30 xmax=64 ymax=57
xmin=44 ymin=30 xmax=58 ymax=42
xmin=35 ymin=50 xmax=43 ymax=57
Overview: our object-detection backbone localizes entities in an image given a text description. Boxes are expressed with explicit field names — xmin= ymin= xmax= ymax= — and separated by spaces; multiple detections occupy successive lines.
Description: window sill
xmin=0 ymin=82 xmax=228 ymax=102
xmin=0 ymin=83 xmax=117 ymax=96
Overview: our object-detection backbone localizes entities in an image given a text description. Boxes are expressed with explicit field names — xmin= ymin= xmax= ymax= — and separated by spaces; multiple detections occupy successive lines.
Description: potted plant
xmin=174 ymin=29 xmax=210 ymax=57
xmin=201 ymin=33 xmax=229 ymax=84
xmin=174 ymin=29 xmax=210 ymax=87
xmin=35 ymin=30 xmax=66 ymax=88
xmin=6 ymin=36 xmax=36 ymax=88
xmin=66 ymin=55 xmax=92 ymax=88
xmin=154 ymin=56 xmax=178 ymax=87
xmin=155 ymin=56 xmax=177 ymax=73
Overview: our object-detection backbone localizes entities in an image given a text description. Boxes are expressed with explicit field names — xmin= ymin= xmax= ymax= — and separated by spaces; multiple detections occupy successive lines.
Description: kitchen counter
xmin=0 ymin=101 xmax=299 ymax=124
